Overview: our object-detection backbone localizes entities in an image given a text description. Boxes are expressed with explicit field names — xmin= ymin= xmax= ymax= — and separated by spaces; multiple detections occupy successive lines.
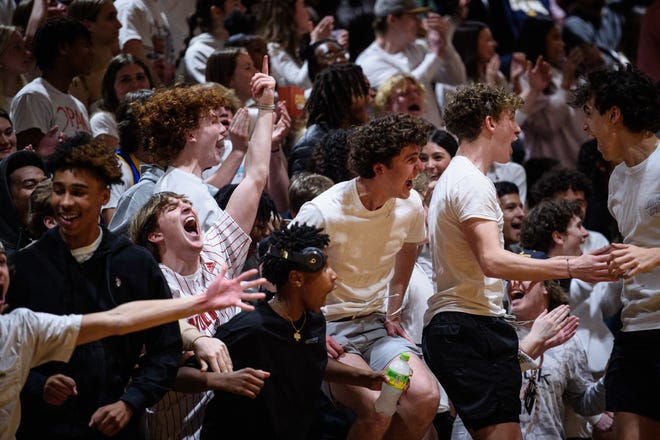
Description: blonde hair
xmin=373 ymin=73 xmax=425 ymax=116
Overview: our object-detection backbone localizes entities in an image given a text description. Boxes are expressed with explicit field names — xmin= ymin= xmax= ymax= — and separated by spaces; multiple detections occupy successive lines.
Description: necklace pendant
xmin=294 ymin=331 xmax=301 ymax=342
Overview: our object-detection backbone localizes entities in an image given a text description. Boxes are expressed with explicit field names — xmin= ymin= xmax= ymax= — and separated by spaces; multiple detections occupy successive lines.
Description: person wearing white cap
xmin=356 ymin=0 xmax=466 ymax=128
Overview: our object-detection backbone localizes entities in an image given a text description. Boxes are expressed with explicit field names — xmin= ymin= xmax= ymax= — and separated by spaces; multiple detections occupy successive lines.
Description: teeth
xmin=183 ymin=216 xmax=197 ymax=233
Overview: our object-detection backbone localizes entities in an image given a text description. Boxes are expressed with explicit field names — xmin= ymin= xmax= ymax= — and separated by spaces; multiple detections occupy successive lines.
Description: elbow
xmin=480 ymin=258 xmax=500 ymax=278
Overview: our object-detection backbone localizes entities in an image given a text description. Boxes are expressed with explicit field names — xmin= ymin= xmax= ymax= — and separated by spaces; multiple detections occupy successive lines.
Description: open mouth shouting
xmin=408 ymin=103 xmax=422 ymax=115
xmin=183 ymin=215 xmax=200 ymax=237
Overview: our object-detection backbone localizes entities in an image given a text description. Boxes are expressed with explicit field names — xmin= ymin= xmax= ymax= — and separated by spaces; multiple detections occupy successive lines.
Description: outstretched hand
xmin=570 ymin=247 xmax=618 ymax=283
xmin=608 ymin=243 xmax=660 ymax=279
xmin=204 ymin=265 xmax=266 ymax=311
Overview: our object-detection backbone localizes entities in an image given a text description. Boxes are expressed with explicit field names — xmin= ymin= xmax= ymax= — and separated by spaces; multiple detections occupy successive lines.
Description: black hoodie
xmin=7 ymin=227 xmax=182 ymax=440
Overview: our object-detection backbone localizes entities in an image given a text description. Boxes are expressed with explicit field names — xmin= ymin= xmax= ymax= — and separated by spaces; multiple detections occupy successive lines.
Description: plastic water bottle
xmin=374 ymin=353 xmax=411 ymax=416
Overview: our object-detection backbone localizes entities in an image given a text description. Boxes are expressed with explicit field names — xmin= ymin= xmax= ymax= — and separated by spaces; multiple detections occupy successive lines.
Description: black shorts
xmin=422 ymin=312 xmax=521 ymax=431
xmin=605 ymin=328 xmax=660 ymax=421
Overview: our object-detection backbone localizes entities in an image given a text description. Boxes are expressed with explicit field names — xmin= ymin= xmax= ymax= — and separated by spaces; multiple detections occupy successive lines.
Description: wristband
xmin=257 ymin=103 xmax=276 ymax=111
xmin=565 ymin=257 xmax=573 ymax=279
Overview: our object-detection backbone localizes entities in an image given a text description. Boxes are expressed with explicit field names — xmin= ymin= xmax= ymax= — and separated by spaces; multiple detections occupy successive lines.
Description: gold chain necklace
xmin=270 ymin=299 xmax=307 ymax=342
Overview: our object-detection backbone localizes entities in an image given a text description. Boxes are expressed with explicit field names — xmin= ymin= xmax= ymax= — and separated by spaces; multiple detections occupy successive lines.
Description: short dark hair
xmin=570 ymin=65 xmax=660 ymax=134
xmin=288 ymin=172 xmax=334 ymax=217
xmin=348 ymin=113 xmax=432 ymax=178
xmin=494 ymin=181 xmax=519 ymax=198
xmin=261 ymin=223 xmax=329 ymax=289
xmin=33 ymin=17 xmax=91 ymax=71
xmin=520 ymin=199 xmax=582 ymax=253
xmin=46 ymin=132 xmax=122 ymax=186
xmin=528 ymin=168 xmax=592 ymax=209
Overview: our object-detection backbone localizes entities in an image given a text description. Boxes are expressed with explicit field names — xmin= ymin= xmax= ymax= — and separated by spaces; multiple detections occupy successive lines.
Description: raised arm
xmin=224 ymin=56 xmax=275 ymax=234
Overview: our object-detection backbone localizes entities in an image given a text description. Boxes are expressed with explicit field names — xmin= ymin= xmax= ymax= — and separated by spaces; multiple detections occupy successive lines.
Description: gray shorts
xmin=327 ymin=313 xmax=421 ymax=371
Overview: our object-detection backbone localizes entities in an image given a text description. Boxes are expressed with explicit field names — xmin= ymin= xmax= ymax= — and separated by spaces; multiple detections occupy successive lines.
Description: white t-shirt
xmin=294 ymin=178 xmax=426 ymax=321
xmin=90 ymin=110 xmax=118 ymax=139
xmin=487 ymin=161 xmax=528 ymax=204
xmin=154 ymin=167 xmax=221 ymax=233
xmin=182 ymin=33 xmax=222 ymax=84
xmin=10 ymin=77 xmax=90 ymax=138
xmin=116 ymin=0 xmax=176 ymax=65
xmin=608 ymin=144 xmax=660 ymax=332
xmin=267 ymin=42 xmax=312 ymax=89
xmin=426 ymin=156 xmax=506 ymax=325
xmin=143 ymin=209 xmax=250 ymax=440
xmin=0 ymin=309 xmax=81 ymax=440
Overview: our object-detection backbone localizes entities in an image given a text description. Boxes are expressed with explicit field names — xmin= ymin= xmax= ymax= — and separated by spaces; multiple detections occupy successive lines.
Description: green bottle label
xmin=385 ymin=368 xmax=409 ymax=390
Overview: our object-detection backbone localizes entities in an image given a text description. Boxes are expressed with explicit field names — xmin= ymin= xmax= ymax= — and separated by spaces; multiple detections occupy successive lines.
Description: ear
xmin=288 ymin=270 xmax=304 ymax=287
xmin=373 ymin=162 xmax=385 ymax=176
xmin=185 ymin=130 xmax=196 ymax=143
xmin=484 ymin=115 xmax=496 ymax=132
xmin=148 ymin=229 xmax=163 ymax=244
xmin=551 ymin=230 xmax=564 ymax=246
xmin=210 ymin=5 xmax=223 ymax=19
xmin=608 ymin=106 xmax=622 ymax=125
xmin=43 ymin=216 xmax=57 ymax=230
xmin=100 ymin=186 xmax=111 ymax=206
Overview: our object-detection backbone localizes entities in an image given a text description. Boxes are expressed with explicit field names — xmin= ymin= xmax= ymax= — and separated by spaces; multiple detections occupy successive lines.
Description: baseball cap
xmin=374 ymin=0 xmax=431 ymax=17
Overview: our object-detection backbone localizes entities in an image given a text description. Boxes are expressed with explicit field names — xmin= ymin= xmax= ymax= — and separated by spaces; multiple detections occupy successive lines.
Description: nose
xmin=59 ymin=191 xmax=74 ymax=208
xmin=515 ymin=206 xmax=524 ymax=217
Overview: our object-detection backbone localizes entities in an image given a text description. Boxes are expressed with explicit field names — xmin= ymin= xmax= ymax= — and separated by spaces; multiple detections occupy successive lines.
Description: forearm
xmin=388 ymin=243 xmax=420 ymax=317
xmin=173 ymin=366 xmax=214 ymax=393
xmin=518 ymin=332 xmax=546 ymax=360
xmin=481 ymin=249 xmax=570 ymax=281
xmin=324 ymin=358 xmax=375 ymax=388
xmin=267 ymin=149 xmax=290 ymax=213
xmin=78 ymin=295 xmax=210 ymax=345
xmin=243 ymin=109 xmax=273 ymax=187
xmin=179 ymin=319 xmax=208 ymax=351
xmin=204 ymin=148 xmax=245 ymax=189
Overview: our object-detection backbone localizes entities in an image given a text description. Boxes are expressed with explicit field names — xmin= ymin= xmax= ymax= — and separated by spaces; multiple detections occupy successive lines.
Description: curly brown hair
xmin=348 ymin=113 xmax=432 ymax=178
xmin=135 ymin=84 xmax=232 ymax=168
xmin=444 ymin=83 xmax=523 ymax=143
xmin=46 ymin=133 xmax=122 ymax=185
